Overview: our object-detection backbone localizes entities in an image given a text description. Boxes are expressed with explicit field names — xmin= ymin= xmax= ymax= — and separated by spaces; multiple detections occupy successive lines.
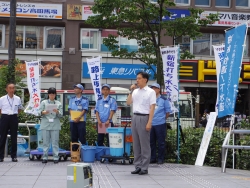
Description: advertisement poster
xmin=67 ymin=4 xmax=82 ymax=20
xmin=0 ymin=60 xmax=61 ymax=77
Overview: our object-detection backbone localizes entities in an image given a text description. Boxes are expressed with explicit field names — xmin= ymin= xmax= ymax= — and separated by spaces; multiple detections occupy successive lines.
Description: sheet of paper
xmin=71 ymin=111 xmax=84 ymax=121
xmin=98 ymin=123 xmax=111 ymax=134
xmin=45 ymin=104 xmax=57 ymax=114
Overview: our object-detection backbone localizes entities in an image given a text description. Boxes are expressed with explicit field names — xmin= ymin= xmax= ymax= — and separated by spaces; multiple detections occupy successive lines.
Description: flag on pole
xmin=160 ymin=46 xmax=179 ymax=113
xmin=217 ymin=23 xmax=247 ymax=118
xmin=86 ymin=56 xmax=102 ymax=102
xmin=213 ymin=44 xmax=224 ymax=115
xmin=24 ymin=60 xmax=41 ymax=116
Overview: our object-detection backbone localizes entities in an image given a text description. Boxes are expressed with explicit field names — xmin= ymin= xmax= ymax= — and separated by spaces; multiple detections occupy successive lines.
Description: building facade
xmin=0 ymin=0 xmax=250 ymax=114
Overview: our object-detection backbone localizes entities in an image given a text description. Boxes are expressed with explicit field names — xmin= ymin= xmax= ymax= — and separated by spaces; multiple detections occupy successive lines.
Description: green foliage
xmin=0 ymin=58 xmax=26 ymax=97
xmin=86 ymin=0 xmax=219 ymax=84
xmin=166 ymin=127 xmax=230 ymax=167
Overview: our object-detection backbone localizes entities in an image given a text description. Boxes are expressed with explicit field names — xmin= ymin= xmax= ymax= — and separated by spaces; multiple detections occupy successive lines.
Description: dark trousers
xmin=0 ymin=114 xmax=18 ymax=159
xmin=70 ymin=121 xmax=86 ymax=151
xmin=150 ymin=123 xmax=167 ymax=162
xmin=96 ymin=122 xmax=114 ymax=146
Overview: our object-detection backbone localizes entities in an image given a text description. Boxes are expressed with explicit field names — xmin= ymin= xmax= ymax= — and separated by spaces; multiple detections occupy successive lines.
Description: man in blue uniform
xmin=0 ymin=83 xmax=23 ymax=162
xmin=150 ymin=83 xmax=171 ymax=164
xmin=95 ymin=84 xmax=117 ymax=146
xmin=68 ymin=84 xmax=89 ymax=150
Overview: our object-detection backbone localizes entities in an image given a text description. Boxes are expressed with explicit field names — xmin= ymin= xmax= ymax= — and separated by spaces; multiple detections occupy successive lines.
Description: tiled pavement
xmin=0 ymin=157 xmax=250 ymax=188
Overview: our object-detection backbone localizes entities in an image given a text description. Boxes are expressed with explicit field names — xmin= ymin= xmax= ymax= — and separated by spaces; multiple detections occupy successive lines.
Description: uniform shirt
xmin=152 ymin=95 xmax=172 ymax=126
xmin=39 ymin=99 xmax=63 ymax=130
xmin=68 ymin=96 xmax=89 ymax=122
xmin=0 ymin=95 xmax=22 ymax=114
xmin=132 ymin=86 xmax=156 ymax=114
xmin=95 ymin=95 xmax=117 ymax=123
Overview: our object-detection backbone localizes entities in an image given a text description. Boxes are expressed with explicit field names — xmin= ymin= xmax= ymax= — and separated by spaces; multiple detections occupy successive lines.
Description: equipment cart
xmin=100 ymin=125 xmax=134 ymax=165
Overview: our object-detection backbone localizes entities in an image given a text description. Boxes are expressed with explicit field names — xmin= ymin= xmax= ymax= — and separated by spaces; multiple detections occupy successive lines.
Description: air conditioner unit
xmin=67 ymin=163 xmax=93 ymax=188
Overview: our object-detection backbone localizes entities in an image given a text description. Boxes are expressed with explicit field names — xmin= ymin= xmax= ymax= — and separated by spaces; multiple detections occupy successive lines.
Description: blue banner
xmin=82 ymin=63 xmax=156 ymax=80
xmin=218 ymin=23 xmax=247 ymax=118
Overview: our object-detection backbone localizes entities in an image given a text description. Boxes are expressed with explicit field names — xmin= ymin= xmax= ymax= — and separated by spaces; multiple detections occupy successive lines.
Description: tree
xmin=86 ymin=0 xmax=218 ymax=85
xmin=0 ymin=59 xmax=26 ymax=97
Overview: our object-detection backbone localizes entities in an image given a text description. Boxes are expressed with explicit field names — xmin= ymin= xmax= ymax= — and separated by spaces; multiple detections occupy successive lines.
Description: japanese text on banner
xmin=24 ymin=60 xmax=41 ymax=116
xmin=218 ymin=23 xmax=247 ymax=118
xmin=86 ymin=56 xmax=102 ymax=102
xmin=213 ymin=44 xmax=225 ymax=115
xmin=160 ymin=47 xmax=179 ymax=113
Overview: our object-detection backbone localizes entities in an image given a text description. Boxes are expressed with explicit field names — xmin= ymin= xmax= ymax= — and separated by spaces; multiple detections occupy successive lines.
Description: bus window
xmin=179 ymin=100 xmax=192 ymax=118
xmin=40 ymin=93 xmax=62 ymax=103
xmin=63 ymin=93 xmax=75 ymax=115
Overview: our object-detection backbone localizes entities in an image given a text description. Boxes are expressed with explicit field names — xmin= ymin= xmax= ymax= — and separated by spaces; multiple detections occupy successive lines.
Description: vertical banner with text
xmin=218 ymin=23 xmax=247 ymax=118
xmin=213 ymin=44 xmax=224 ymax=115
xmin=160 ymin=46 xmax=179 ymax=113
xmin=24 ymin=60 xmax=41 ymax=116
xmin=86 ymin=56 xmax=102 ymax=102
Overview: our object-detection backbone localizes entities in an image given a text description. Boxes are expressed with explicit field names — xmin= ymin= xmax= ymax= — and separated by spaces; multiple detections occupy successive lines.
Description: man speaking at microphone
xmin=126 ymin=72 xmax=156 ymax=175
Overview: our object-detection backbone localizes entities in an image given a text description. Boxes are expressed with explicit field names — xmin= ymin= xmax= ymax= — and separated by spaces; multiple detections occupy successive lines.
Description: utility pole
xmin=8 ymin=0 xmax=17 ymax=83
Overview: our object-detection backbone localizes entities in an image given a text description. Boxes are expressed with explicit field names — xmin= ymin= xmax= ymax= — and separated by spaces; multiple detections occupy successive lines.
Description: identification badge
xmin=49 ymin=119 xmax=54 ymax=123
xmin=8 ymin=109 xmax=14 ymax=115
xmin=78 ymin=106 xmax=82 ymax=110
xmin=104 ymin=104 xmax=109 ymax=108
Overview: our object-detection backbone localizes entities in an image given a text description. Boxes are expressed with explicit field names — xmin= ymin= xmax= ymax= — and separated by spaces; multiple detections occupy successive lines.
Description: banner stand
xmin=159 ymin=45 xmax=181 ymax=163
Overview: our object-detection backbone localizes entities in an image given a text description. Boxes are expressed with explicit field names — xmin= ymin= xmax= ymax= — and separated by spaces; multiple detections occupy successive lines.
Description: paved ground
xmin=0 ymin=157 xmax=250 ymax=188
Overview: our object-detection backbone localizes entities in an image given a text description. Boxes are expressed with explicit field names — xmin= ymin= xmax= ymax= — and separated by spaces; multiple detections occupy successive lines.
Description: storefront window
xmin=0 ymin=25 xmax=4 ymax=47
xmin=193 ymin=33 xmax=210 ymax=55
xmin=81 ymin=29 xmax=98 ymax=50
xmin=195 ymin=0 xmax=210 ymax=6
xmin=16 ymin=26 xmax=24 ymax=49
xmin=45 ymin=27 xmax=64 ymax=49
xmin=25 ymin=26 xmax=43 ymax=49
xmin=120 ymin=37 xmax=138 ymax=52
xmin=215 ymin=0 xmax=230 ymax=7
xmin=236 ymin=0 xmax=249 ymax=7
xmin=175 ymin=36 xmax=190 ymax=53
xmin=175 ymin=0 xmax=189 ymax=4
xmin=211 ymin=34 xmax=225 ymax=55
xmin=101 ymin=30 xmax=118 ymax=52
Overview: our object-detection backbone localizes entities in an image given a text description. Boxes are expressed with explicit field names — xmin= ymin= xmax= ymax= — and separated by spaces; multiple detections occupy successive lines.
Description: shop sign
xmin=82 ymin=62 xmax=156 ymax=80
xmin=200 ymin=11 xmax=250 ymax=27
xmin=0 ymin=2 xmax=62 ymax=19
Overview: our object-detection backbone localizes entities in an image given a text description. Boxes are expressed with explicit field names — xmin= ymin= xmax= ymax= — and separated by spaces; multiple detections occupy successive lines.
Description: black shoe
xmin=0 ymin=158 xmax=3 ymax=162
xmin=131 ymin=168 xmax=141 ymax=174
xmin=139 ymin=170 xmax=148 ymax=175
xmin=42 ymin=160 xmax=47 ymax=164
xmin=54 ymin=160 xmax=59 ymax=164
xmin=157 ymin=160 xmax=164 ymax=164
xmin=12 ymin=158 xmax=18 ymax=162
xmin=150 ymin=160 xmax=157 ymax=164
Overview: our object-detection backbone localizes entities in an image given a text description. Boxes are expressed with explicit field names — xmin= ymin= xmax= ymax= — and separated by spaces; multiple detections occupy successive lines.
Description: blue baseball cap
xmin=150 ymin=83 xmax=160 ymax=89
xmin=102 ymin=84 xmax=110 ymax=89
xmin=74 ymin=84 xmax=84 ymax=90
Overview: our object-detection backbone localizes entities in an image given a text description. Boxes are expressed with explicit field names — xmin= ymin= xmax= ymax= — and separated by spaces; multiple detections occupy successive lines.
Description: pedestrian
xmin=0 ymin=83 xmax=23 ymax=162
xmin=200 ymin=109 xmax=210 ymax=127
xmin=126 ymin=72 xmax=156 ymax=175
xmin=150 ymin=83 xmax=171 ymax=165
xmin=39 ymin=87 xmax=63 ymax=163
xmin=68 ymin=84 xmax=89 ymax=150
xmin=95 ymin=84 xmax=117 ymax=146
